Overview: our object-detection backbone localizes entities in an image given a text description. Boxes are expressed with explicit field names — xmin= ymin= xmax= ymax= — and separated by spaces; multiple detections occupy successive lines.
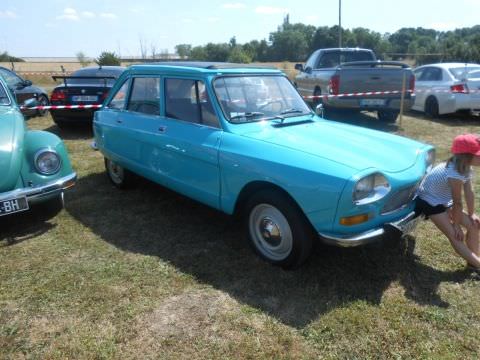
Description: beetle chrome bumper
xmin=0 ymin=173 xmax=77 ymax=204
xmin=319 ymin=211 xmax=419 ymax=247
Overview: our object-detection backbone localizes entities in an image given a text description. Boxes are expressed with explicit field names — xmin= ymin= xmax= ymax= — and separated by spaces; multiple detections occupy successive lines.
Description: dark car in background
xmin=0 ymin=66 xmax=49 ymax=118
xmin=50 ymin=66 xmax=125 ymax=128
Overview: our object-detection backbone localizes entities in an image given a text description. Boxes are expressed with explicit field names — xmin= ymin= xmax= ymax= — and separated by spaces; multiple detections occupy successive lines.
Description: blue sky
xmin=1 ymin=0 xmax=479 ymax=57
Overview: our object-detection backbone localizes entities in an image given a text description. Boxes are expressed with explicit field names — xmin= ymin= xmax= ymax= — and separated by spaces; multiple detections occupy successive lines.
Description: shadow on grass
xmin=43 ymin=122 xmax=93 ymax=141
xmin=406 ymin=110 xmax=480 ymax=126
xmin=66 ymin=173 xmax=472 ymax=328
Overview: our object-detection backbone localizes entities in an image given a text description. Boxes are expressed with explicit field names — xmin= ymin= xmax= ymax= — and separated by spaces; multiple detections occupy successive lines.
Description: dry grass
xmin=1 ymin=110 xmax=480 ymax=359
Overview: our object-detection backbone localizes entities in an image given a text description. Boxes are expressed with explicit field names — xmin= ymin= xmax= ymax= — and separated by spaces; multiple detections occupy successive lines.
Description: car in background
xmin=412 ymin=63 xmax=480 ymax=117
xmin=0 ymin=75 xmax=76 ymax=218
xmin=50 ymin=65 xmax=125 ymax=128
xmin=0 ymin=66 xmax=49 ymax=118
xmin=94 ymin=62 xmax=435 ymax=269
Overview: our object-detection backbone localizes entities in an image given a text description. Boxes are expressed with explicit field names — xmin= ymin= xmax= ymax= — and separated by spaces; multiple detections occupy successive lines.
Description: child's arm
xmin=464 ymin=180 xmax=475 ymax=216
xmin=449 ymin=178 xmax=464 ymax=224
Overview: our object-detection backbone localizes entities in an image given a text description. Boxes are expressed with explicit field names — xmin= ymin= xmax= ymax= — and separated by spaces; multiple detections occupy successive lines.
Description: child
xmin=416 ymin=133 xmax=480 ymax=271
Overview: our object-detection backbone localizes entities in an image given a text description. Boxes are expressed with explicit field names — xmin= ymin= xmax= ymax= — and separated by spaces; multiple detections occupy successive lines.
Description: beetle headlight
xmin=353 ymin=173 xmax=390 ymax=205
xmin=425 ymin=148 xmax=435 ymax=172
xmin=34 ymin=149 xmax=61 ymax=175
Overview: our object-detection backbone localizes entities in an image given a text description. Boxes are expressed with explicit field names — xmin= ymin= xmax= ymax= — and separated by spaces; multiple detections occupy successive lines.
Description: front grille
xmin=381 ymin=184 xmax=418 ymax=214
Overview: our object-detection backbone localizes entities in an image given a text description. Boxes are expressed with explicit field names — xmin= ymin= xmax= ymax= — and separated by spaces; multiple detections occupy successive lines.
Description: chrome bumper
xmin=319 ymin=211 xmax=419 ymax=247
xmin=0 ymin=173 xmax=77 ymax=204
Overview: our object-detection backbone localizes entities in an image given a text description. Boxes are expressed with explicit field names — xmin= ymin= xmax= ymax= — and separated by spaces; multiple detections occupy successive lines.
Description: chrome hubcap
xmin=249 ymin=204 xmax=293 ymax=261
xmin=108 ymin=160 xmax=124 ymax=184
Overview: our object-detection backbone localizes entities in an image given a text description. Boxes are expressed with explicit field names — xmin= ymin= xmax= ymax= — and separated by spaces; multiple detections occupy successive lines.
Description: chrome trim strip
xmin=0 ymin=172 xmax=76 ymax=203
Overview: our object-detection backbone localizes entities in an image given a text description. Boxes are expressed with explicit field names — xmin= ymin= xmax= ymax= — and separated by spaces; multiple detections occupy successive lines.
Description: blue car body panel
xmin=94 ymin=63 xmax=433 ymax=242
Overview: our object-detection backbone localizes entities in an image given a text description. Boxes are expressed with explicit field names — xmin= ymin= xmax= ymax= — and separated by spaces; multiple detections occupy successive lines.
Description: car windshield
xmin=213 ymin=75 xmax=311 ymax=123
xmin=0 ymin=81 xmax=11 ymax=105
xmin=67 ymin=68 xmax=123 ymax=86
xmin=449 ymin=66 xmax=480 ymax=80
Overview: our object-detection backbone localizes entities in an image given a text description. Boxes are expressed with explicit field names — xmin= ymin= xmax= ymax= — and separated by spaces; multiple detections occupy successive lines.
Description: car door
xmin=415 ymin=67 xmax=445 ymax=112
xmin=160 ymin=77 xmax=222 ymax=209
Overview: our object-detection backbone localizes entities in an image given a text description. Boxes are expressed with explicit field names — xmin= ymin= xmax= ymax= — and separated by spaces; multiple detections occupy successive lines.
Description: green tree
xmin=95 ymin=51 xmax=121 ymax=66
xmin=175 ymin=44 xmax=192 ymax=59
xmin=228 ymin=46 xmax=252 ymax=63
xmin=76 ymin=51 xmax=90 ymax=67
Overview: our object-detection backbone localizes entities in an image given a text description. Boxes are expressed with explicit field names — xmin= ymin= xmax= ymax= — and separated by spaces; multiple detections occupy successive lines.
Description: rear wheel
xmin=377 ymin=110 xmax=399 ymax=123
xmin=105 ymin=158 xmax=136 ymax=189
xmin=425 ymin=97 xmax=439 ymax=118
xmin=244 ymin=189 xmax=314 ymax=269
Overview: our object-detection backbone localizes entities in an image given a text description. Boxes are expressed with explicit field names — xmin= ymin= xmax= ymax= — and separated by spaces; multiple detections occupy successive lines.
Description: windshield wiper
xmin=229 ymin=111 xmax=265 ymax=123
xmin=280 ymin=108 xmax=307 ymax=116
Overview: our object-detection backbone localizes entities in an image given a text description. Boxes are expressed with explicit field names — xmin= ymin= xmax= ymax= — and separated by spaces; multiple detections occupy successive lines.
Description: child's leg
xmin=459 ymin=212 xmax=480 ymax=256
xmin=430 ymin=212 xmax=480 ymax=268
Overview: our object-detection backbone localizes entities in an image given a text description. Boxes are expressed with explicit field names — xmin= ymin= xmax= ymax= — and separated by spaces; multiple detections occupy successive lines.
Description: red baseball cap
xmin=451 ymin=134 xmax=480 ymax=155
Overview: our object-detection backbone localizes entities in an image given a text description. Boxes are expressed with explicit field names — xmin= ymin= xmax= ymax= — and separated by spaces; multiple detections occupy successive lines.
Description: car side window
xmin=418 ymin=68 xmax=442 ymax=82
xmin=107 ymin=79 xmax=130 ymax=110
xmin=0 ymin=68 xmax=22 ymax=88
xmin=127 ymin=77 xmax=160 ymax=115
xmin=165 ymin=78 xmax=220 ymax=128
xmin=317 ymin=53 xmax=339 ymax=68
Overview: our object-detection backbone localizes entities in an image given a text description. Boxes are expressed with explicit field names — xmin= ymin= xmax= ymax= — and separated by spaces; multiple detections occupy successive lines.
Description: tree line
xmin=175 ymin=16 xmax=480 ymax=65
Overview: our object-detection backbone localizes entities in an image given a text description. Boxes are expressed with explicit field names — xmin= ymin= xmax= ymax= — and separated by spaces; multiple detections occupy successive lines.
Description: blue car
xmin=93 ymin=62 xmax=434 ymax=269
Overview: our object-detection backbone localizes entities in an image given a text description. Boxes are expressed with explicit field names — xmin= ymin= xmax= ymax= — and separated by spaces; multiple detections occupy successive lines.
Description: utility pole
xmin=339 ymin=0 xmax=342 ymax=48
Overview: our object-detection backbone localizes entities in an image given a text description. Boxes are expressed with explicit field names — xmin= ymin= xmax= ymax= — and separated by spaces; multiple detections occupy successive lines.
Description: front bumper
xmin=0 ymin=172 xmax=77 ymax=205
xmin=319 ymin=211 xmax=419 ymax=247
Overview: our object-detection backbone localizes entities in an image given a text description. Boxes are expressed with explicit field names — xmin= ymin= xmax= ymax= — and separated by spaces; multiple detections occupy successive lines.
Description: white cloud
xmin=82 ymin=11 xmax=95 ymax=18
xmin=207 ymin=17 xmax=220 ymax=23
xmin=0 ymin=10 xmax=17 ymax=18
xmin=255 ymin=6 xmax=289 ymax=15
xmin=57 ymin=8 xmax=79 ymax=21
xmin=100 ymin=13 xmax=117 ymax=19
xmin=222 ymin=3 xmax=246 ymax=9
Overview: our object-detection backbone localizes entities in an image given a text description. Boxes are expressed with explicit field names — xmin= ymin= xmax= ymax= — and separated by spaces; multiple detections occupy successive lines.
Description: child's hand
xmin=469 ymin=213 xmax=480 ymax=227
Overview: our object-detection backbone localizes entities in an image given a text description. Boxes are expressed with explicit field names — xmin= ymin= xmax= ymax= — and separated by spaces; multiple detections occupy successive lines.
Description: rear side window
xmin=127 ymin=77 xmax=160 ymax=115
xmin=418 ymin=67 xmax=442 ymax=81
xmin=0 ymin=68 xmax=22 ymax=88
xmin=165 ymin=78 xmax=219 ymax=128
xmin=0 ymin=81 xmax=11 ymax=105
xmin=107 ymin=79 xmax=130 ymax=110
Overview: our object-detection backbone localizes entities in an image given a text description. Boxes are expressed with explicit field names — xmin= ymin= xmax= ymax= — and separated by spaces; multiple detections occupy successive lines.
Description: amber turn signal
xmin=340 ymin=214 xmax=369 ymax=226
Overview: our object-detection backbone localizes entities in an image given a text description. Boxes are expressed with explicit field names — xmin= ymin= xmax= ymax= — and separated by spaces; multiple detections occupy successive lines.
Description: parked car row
xmin=1 ymin=62 xmax=435 ymax=269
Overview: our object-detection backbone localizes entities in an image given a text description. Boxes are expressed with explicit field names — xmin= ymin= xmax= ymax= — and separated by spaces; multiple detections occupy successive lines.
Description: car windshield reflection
xmin=213 ymin=76 xmax=311 ymax=123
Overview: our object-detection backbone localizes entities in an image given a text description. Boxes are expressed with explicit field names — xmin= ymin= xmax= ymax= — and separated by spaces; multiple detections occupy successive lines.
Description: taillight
xmin=101 ymin=91 xmax=109 ymax=101
xmin=409 ymin=75 xmax=415 ymax=92
xmin=329 ymin=75 xmax=340 ymax=95
xmin=451 ymin=84 xmax=469 ymax=94
xmin=51 ymin=89 xmax=66 ymax=102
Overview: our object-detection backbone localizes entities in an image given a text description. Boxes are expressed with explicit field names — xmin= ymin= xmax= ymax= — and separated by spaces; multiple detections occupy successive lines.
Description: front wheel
xmin=37 ymin=95 xmax=49 ymax=117
xmin=105 ymin=158 xmax=136 ymax=189
xmin=244 ymin=189 xmax=314 ymax=269
xmin=377 ymin=110 xmax=399 ymax=123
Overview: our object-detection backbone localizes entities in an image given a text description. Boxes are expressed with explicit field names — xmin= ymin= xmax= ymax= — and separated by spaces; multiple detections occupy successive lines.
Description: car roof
xmin=416 ymin=62 xmax=480 ymax=69
xmin=128 ymin=62 xmax=282 ymax=75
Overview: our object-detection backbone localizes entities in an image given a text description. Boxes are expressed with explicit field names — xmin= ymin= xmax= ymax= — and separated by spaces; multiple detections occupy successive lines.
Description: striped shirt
xmin=417 ymin=161 xmax=472 ymax=206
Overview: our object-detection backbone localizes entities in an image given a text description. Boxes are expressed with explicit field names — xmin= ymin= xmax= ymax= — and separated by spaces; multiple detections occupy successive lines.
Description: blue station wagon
xmin=93 ymin=62 xmax=435 ymax=269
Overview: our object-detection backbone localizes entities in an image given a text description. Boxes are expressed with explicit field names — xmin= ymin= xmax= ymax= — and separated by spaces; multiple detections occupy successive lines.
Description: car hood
xmin=237 ymin=119 xmax=426 ymax=173
xmin=0 ymin=106 xmax=25 ymax=192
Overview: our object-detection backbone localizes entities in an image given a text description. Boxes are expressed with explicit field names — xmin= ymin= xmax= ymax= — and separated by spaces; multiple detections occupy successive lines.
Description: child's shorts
xmin=414 ymin=197 xmax=450 ymax=218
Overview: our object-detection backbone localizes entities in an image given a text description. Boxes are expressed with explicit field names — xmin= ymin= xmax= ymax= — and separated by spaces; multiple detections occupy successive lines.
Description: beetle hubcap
xmin=249 ymin=204 xmax=293 ymax=261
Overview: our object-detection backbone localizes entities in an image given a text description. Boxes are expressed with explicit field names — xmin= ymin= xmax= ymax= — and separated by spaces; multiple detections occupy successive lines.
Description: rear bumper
xmin=318 ymin=211 xmax=419 ymax=247
xmin=0 ymin=172 xmax=77 ymax=205
xmin=50 ymin=108 xmax=97 ymax=122
xmin=324 ymin=95 xmax=415 ymax=111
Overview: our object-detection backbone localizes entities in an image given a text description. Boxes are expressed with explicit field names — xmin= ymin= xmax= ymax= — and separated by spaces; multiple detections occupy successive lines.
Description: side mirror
xmin=305 ymin=66 xmax=313 ymax=74
xmin=22 ymin=98 xmax=39 ymax=109
xmin=294 ymin=63 xmax=304 ymax=72
xmin=315 ymin=104 xmax=324 ymax=117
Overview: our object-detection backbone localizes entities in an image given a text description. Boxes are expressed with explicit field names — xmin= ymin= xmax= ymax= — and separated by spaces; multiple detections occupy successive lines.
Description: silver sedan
xmin=412 ymin=62 xmax=480 ymax=117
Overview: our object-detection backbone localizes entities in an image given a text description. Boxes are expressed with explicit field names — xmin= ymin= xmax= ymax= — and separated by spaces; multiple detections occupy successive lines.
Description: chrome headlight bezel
xmin=34 ymin=149 xmax=62 ymax=175
xmin=353 ymin=172 xmax=391 ymax=205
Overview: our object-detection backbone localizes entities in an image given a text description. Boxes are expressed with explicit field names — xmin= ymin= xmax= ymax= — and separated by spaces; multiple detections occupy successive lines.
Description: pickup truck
xmin=294 ymin=48 xmax=415 ymax=122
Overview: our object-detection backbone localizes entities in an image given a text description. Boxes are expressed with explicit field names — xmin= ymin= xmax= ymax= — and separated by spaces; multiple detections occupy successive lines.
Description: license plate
xmin=0 ymin=197 xmax=29 ymax=216
xmin=71 ymin=95 xmax=98 ymax=102
xmin=360 ymin=99 xmax=386 ymax=106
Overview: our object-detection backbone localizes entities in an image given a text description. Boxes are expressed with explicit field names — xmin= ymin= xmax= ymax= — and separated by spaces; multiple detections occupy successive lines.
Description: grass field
xmin=1 ymin=109 xmax=480 ymax=359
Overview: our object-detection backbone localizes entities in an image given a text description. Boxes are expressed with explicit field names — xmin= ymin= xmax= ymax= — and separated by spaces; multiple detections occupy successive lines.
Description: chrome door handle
xmin=158 ymin=126 xmax=167 ymax=133
xmin=116 ymin=119 xmax=123 ymax=124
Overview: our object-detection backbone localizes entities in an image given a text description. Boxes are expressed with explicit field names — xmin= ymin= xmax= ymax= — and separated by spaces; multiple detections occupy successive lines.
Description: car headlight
xmin=353 ymin=172 xmax=390 ymax=205
xmin=34 ymin=149 xmax=62 ymax=175
xmin=425 ymin=148 xmax=435 ymax=172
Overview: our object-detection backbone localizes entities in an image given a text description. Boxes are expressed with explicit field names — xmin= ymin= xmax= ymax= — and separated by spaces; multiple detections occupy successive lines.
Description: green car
xmin=0 ymin=75 xmax=76 ymax=217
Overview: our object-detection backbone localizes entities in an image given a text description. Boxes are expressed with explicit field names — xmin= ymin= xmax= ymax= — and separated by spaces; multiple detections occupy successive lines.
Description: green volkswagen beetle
xmin=0 ymin=75 xmax=76 ymax=217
